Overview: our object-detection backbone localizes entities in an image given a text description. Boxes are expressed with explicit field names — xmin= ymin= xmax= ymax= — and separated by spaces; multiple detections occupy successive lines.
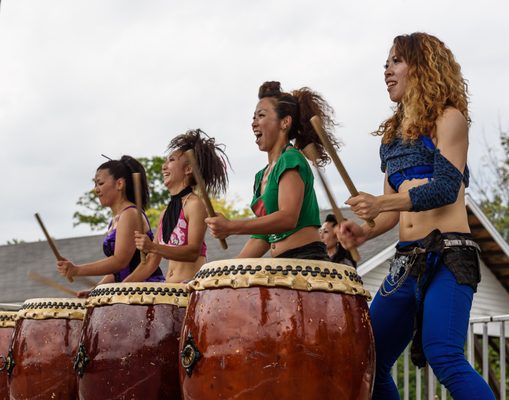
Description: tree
xmin=472 ymin=127 xmax=509 ymax=241
xmin=73 ymin=156 xmax=252 ymax=230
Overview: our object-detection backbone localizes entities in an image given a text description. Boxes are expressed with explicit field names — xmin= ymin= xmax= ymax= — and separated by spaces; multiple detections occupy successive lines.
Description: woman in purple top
xmin=56 ymin=155 xmax=164 ymax=287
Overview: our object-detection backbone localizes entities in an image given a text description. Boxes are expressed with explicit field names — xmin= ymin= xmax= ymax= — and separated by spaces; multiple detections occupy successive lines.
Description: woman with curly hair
xmin=206 ymin=81 xmax=340 ymax=260
xmin=57 ymin=156 xmax=165 ymax=285
xmin=125 ymin=129 xmax=229 ymax=283
xmin=337 ymin=33 xmax=494 ymax=399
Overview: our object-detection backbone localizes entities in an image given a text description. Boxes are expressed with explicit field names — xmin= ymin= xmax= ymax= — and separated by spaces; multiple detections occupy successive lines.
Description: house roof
xmin=0 ymin=207 xmax=397 ymax=304
xmin=15 ymin=200 xmax=509 ymax=304
xmin=466 ymin=195 xmax=509 ymax=291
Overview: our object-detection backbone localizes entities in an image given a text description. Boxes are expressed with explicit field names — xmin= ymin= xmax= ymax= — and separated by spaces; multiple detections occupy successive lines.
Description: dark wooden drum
xmin=180 ymin=258 xmax=375 ymax=400
xmin=76 ymin=282 xmax=188 ymax=400
xmin=8 ymin=298 xmax=86 ymax=400
xmin=0 ymin=311 xmax=17 ymax=400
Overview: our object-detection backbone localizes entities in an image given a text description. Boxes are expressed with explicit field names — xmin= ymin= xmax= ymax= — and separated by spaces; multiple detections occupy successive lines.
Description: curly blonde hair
xmin=375 ymin=32 xmax=470 ymax=143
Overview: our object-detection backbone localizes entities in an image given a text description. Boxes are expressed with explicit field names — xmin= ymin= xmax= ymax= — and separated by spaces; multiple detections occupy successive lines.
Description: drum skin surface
xmin=77 ymin=283 xmax=187 ymax=400
xmin=0 ymin=312 xmax=16 ymax=400
xmin=8 ymin=298 xmax=85 ymax=400
xmin=179 ymin=258 xmax=375 ymax=400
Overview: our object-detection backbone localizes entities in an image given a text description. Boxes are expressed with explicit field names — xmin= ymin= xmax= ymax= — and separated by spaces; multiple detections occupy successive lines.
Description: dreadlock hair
xmin=374 ymin=32 xmax=470 ymax=144
xmin=258 ymin=81 xmax=341 ymax=167
xmin=166 ymin=129 xmax=229 ymax=196
xmin=97 ymin=155 xmax=150 ymax=209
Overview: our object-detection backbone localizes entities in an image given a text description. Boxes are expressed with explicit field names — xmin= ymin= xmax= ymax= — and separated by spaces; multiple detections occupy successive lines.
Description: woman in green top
xmin=206 ymin=81 xmax=340 ymax=259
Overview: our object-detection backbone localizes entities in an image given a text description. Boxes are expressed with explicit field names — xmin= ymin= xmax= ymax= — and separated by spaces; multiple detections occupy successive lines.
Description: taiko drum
xmin=0 ymin=311 xmax=17 ymax=400
xmin=75 ymin=282 xmax=188 ymax=400
xmin=8 ymin=298 xmax=86 ymax=400
xmin=179 ymin=258 xmax=375 ymax=400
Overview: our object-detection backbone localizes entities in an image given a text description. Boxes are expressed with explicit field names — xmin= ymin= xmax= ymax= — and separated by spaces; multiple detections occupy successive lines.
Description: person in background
xmin=320 ymin=213 xmax=356 ymax=267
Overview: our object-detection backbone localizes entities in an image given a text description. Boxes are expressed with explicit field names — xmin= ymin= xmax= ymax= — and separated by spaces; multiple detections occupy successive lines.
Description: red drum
xmin=0 ymin=312 xmax=17 ymax=400
xmin=76 ymin=282 xmax=188 ymax=400
xmin=180 ymin=258 xmax=375 ymax=400
xmin=8 ymin=298 xmax=86 ymax=400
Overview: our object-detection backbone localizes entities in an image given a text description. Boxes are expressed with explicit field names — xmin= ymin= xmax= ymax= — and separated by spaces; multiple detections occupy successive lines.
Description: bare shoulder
xmin=435 ymin=107 xmax=468 ymax=144
xmin=184 ymin=193 xmax=207 ymax=216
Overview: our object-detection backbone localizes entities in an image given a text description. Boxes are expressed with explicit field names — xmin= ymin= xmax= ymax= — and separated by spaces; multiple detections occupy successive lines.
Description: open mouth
xmin=254 ymin=132 xmax=262 ymax=144
xmin=386 ymin=81 xmax=396 ymax=89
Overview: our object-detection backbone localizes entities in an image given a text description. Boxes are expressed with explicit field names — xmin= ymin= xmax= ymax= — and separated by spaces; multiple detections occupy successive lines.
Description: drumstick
xmin=132 ymin=173 xmax=147 ymax=262
xmin=34 ymin=213 xmax=73 ymax=282
xmin=310 ymin=116 xmax=375 ymax=228
xmin=27 ymin=271 xmax=78 ymax=297
xmin=302 ymin=144 xmax=361 ymax=263
xmin=185 ymin=149 xmax=228 ymax=250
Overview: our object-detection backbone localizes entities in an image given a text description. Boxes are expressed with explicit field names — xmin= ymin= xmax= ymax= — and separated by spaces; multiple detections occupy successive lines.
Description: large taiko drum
xmin=0 ymin=311 xmax=17 ymax=400
xmin=76 ymin=282 xmax=188 ymax=399
xmin=179 ymin=258 xmax=375 ymax=400
xmin=8 ymin=298 xmax=86 ymax=399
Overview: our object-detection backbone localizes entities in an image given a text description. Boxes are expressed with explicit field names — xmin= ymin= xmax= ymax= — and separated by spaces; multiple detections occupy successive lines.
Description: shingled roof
xmin=0 ymin=207 xmax=399 ymax=305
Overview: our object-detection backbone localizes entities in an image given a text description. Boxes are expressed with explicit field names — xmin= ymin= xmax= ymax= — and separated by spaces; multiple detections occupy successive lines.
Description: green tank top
xmin=250 ymin=145 xmax=320 ymax=243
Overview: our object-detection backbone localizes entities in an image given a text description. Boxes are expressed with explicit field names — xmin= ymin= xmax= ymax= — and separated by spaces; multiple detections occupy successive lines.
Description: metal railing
xmin=392 ymin=314 xmax=509 ymax=399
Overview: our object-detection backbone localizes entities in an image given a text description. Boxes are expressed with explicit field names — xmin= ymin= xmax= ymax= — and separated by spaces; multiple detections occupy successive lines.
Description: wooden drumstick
xmin=34 ymin=213 xmax=73 ymax=282
xmin=132 ymin=173 xmax=147 ymax=262
xmin=185 ymin=149 xmax=228 ymax=250
xmin=310 ymin=115 xmax=376 ymax=228
xmin=302 ymin=144 xmax=361 ymax=263
xmin=28 ymin=271 xmax=78 ymax=297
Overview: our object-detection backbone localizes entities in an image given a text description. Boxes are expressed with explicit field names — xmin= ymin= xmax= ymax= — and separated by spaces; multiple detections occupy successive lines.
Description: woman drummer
xmin=206 ymin=81 xmax=340 ymax=260
xmin=124 ymin=129 xmax=229 ymax=283
xmin=56 ymin=155 xmax=165 ymax=284
xmin=337 ymin=33 xmax=494 ymax=399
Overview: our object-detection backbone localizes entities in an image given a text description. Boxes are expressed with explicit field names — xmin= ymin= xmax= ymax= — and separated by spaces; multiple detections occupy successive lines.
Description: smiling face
xmin=94 ymin=168 xmax=123 ymax=207
xmin=251 ymin=97 xmax=286 ymax=152
xmin=162 ymin=150 xmax=192 ymax=192
xmin=384 ymin=45 xmax=409 ymax=103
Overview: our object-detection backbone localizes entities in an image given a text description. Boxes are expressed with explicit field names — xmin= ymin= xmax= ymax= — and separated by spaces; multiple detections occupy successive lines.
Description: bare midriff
xmin=398 ymin=178 xmax=469 ymax=241
xmin=269 ymin=226 xmax=321 ymax=257
xmin=166 ymin=256 xmax=206 ymax=283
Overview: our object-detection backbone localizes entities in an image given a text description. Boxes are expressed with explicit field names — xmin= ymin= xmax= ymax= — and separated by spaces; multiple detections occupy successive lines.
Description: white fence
xmin=392 ymin=314 xmax=509 ymax=399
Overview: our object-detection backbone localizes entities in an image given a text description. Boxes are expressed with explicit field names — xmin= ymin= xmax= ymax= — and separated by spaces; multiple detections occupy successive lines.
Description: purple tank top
xmin=103 ymin=206 xmax=165 ymax=282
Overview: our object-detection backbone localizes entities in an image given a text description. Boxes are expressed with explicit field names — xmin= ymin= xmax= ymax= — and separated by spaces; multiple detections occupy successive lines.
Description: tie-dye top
xmin=156 ymin=207 xmax=207 ymax=257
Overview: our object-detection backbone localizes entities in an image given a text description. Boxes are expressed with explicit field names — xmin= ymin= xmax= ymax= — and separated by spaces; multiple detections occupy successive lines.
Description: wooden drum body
xmin=8 ymin=298 xmax=86 ymax=400
xmin=76 ymin=282 xmax=188 ymax=400
xmin=0 ymin=312 xmax=17 ymax=400
xmin=180 ymin=258 xmax=375 ymax=400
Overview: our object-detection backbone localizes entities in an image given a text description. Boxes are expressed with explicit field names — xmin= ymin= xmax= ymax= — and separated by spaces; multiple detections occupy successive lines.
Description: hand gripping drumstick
xmin=310 ymin=116 xmax=376 ymax=228
xmin=34 ymin=213 xmax=73 ymax=282
xmin=28 ymin=271 xmax=78 ymax=297
xmin=301 ymin=144 xmax=361 ymax=263
xmin=132 ymin=173 xmax=147 ymax=263
xmin=185 ymin=149 xmax=228 ymax=250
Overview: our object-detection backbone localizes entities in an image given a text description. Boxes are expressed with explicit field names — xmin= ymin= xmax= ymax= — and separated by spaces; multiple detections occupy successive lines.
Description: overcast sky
xmin=0 ymin=0 xmax=507 ymax=245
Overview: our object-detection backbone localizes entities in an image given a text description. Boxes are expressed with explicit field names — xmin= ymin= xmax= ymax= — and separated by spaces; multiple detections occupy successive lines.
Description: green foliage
xmin=473 ymin=128 xmax=509 ymax=241
xmin=211 ymin=196 xmax=253 ymax=220
xmin=6 ymin=238 xmax=25 ymax=245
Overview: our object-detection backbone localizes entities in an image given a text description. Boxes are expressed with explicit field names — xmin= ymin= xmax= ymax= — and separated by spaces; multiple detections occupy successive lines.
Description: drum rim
xmin=17 ymin=298 xmax=86 ymax=320
xmin=189 ymin=258 xmax=371 ymax=299
xmin=85 ymin=282 xmax=189 ymax=308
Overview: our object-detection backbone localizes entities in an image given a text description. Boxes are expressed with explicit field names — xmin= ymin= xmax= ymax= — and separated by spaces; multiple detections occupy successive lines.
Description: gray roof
xmin=0 ymin=208 xmax=398 ymax=304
